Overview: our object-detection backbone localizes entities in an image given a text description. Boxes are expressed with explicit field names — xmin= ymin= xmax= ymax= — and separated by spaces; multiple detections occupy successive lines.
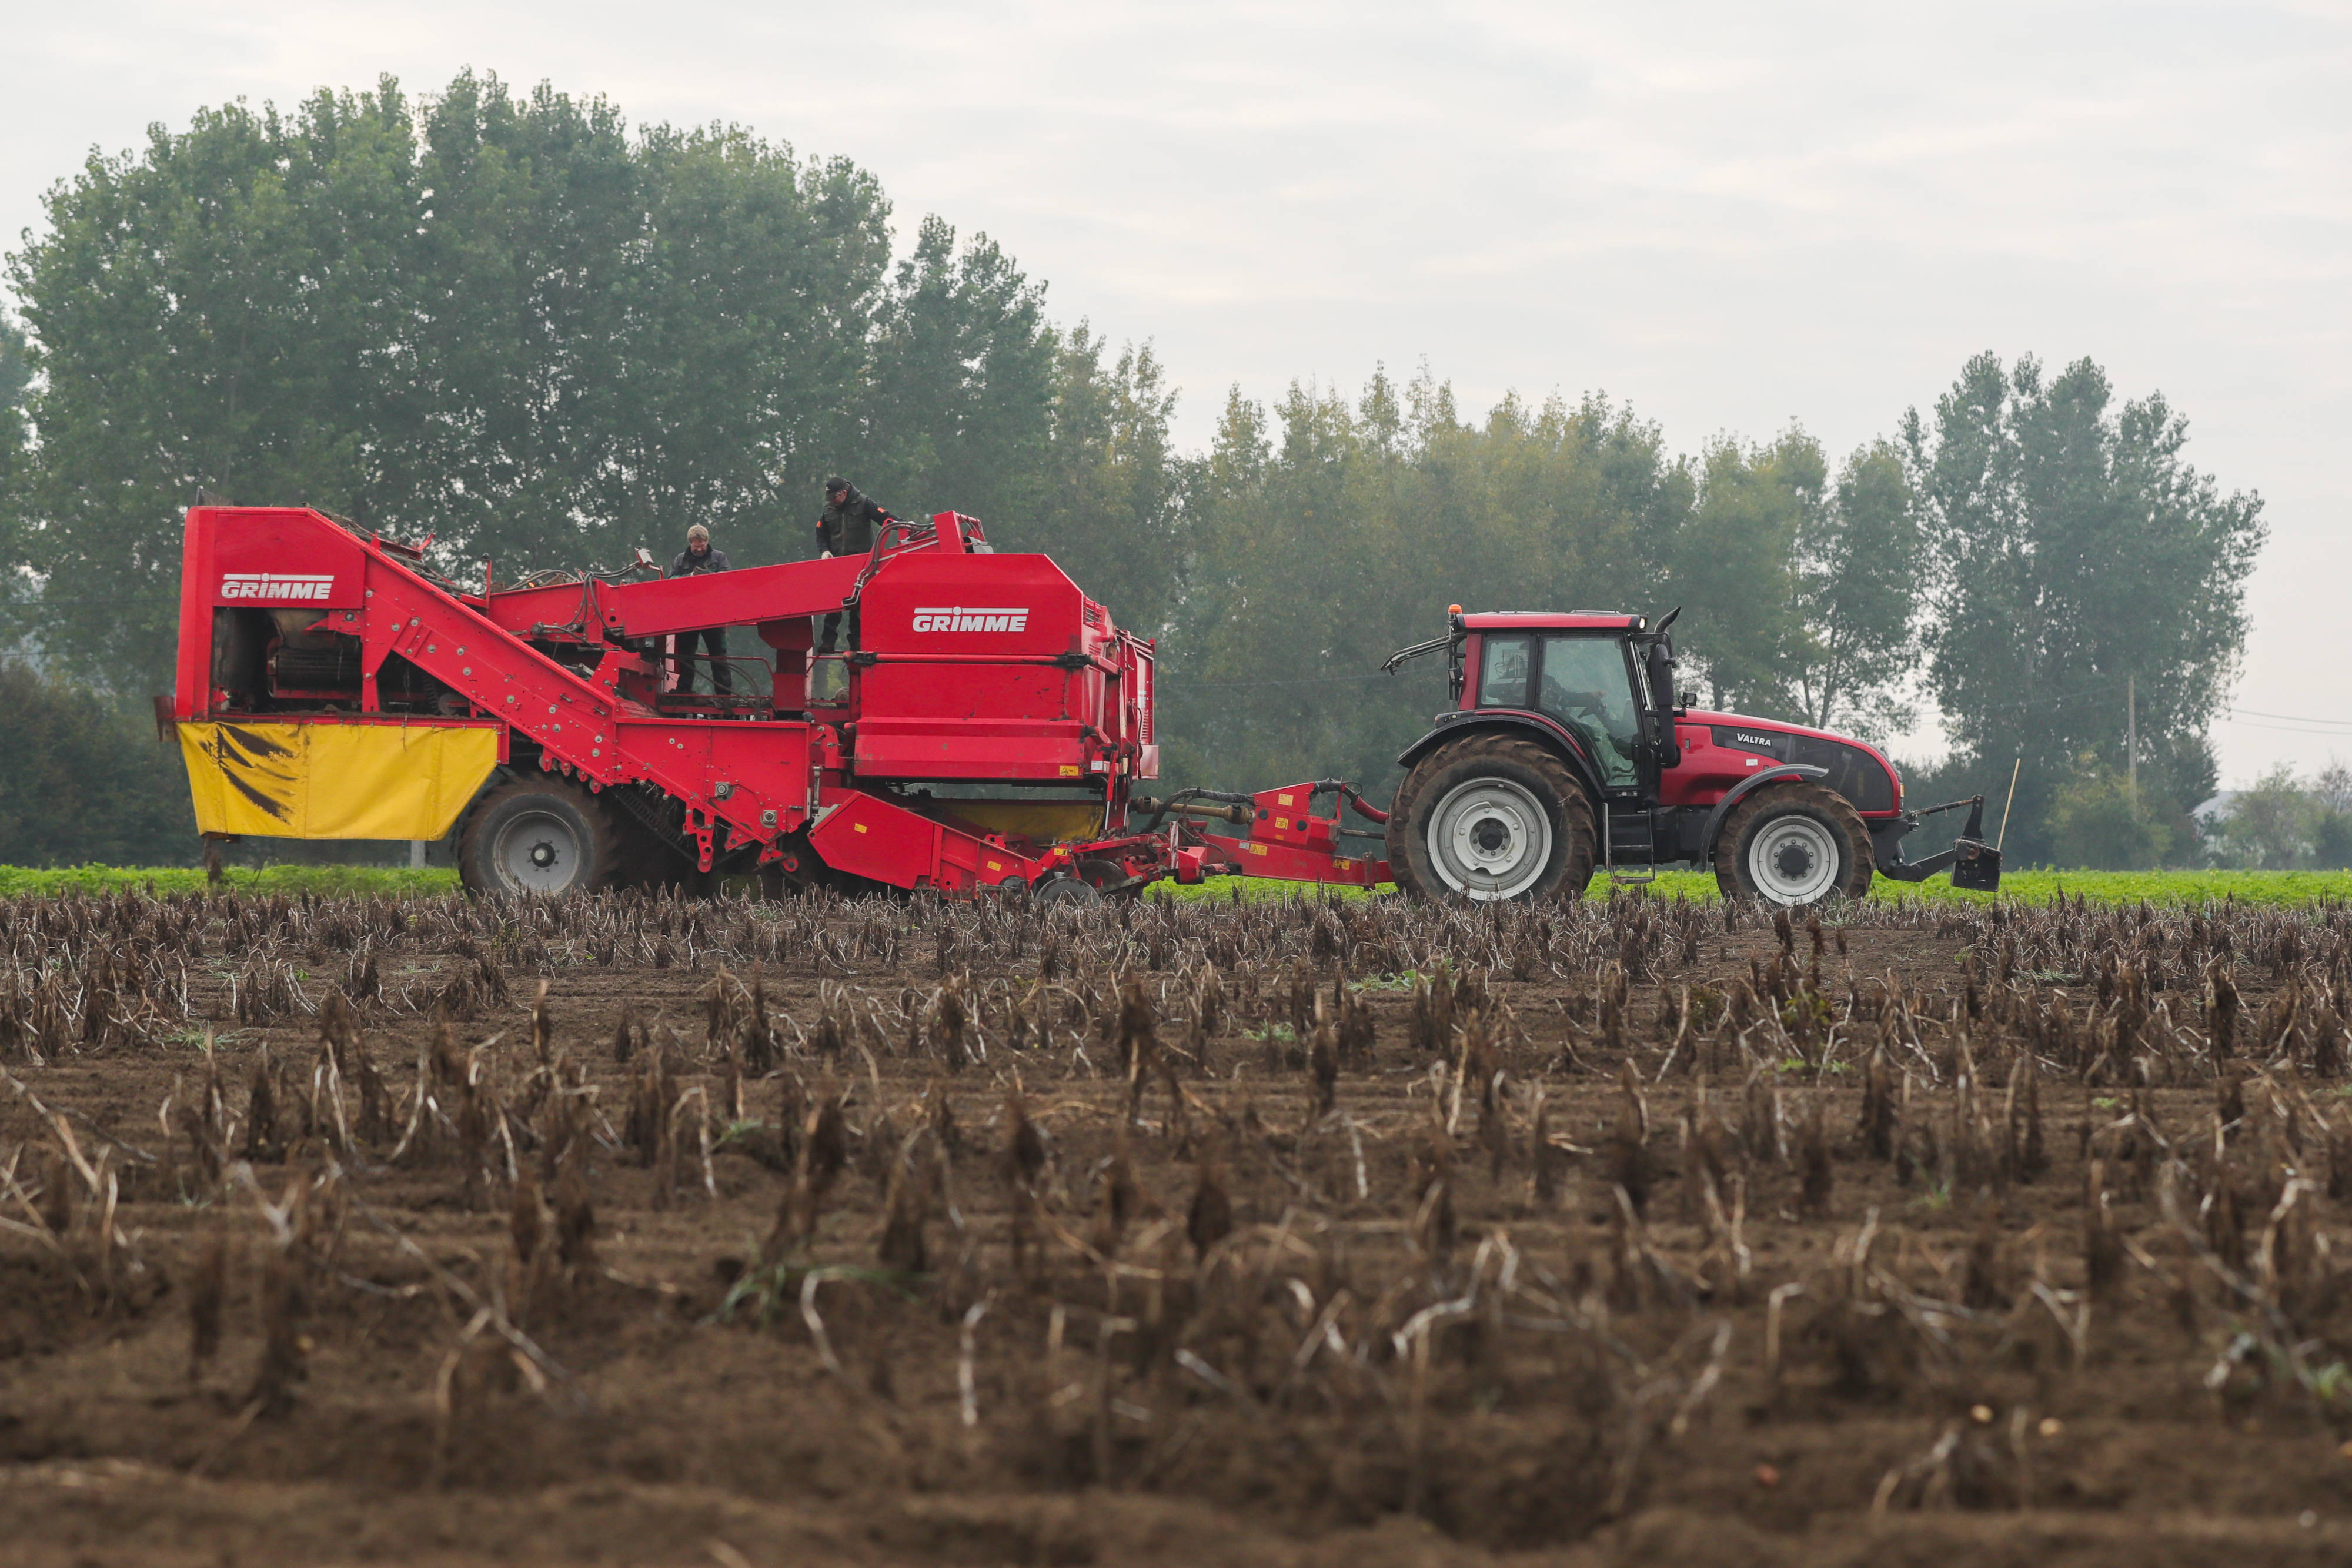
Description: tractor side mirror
xmin=1643 ymin=642 xmax=1675 ymax=711
xmin=1678 ymin=688 xmax=1696 ymax=712
xmin=1643 ymin=642 xmax=1682 ymax=767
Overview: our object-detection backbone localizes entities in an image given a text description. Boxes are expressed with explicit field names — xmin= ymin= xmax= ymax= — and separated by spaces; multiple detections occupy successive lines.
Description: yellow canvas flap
xmin=179 ymin=720 xmax=499 ymax=840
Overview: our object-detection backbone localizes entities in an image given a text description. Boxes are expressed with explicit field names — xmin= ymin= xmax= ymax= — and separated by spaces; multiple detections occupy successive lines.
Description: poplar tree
xmin=1903 ymin=352 xmax=2263 ymax=857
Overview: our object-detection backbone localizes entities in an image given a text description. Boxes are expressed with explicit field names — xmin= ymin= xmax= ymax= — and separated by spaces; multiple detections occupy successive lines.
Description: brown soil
xmin=6 ymin=888 xmax=2352 ymax=1566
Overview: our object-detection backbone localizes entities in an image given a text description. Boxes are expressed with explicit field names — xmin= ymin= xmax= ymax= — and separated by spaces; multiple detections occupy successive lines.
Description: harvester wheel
xmin=1034 ymin=873 xmax=1104 ymax=907
xmin=1388 ymin=733 xmax=1596 ymax=902
xmin=458 ymin=778 xmax=625 ymax=897
xmin=1713 ymin=781 xmax=1873 ymax=906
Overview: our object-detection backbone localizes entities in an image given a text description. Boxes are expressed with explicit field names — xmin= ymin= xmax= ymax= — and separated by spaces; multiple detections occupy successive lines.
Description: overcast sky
xmin=7 ymin=1 xmax=2348 ymax=783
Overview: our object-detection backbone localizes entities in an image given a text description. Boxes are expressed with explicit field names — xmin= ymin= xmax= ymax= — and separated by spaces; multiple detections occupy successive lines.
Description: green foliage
xmin=1150 ymin=868 xmax=2352 ymax=906
xmin=0 ymin=314 xmax=27 ymax=409
xmin=407 ymin=80 xmax=891 ymax=572
xmin=7 ymin=71 xmax=893 ymax=688
xmin=2046 ymin=758 xmax=2174 ymax=869
xmin=11 ymin=81 xmax=427 ymax=681
xmin=2317 ymin=813 xmax=2352 ymax=872
xmin=0 ymin=312 xmax=26 ymax=578
xmin=0 ymin=660 xmax=196 ymax=865
xmin=1672 ymin=429 xmax=1927 ymax=741
xmin=1676 ymin=431 xmax=1809 ymax=712
xmin=0 ymin=863 xmax=455 ymax=896
xmin=2313 ymin=763 xmax=2352 ymax=871
xmin=858 ymin=215 xmax=1056 ymax=532
xmin=1902 ymin=352 xmax=2264 ymax=863
xmin=2 ymin=861 xmax=2343 ymax=906
xmin=2208 ymin=762 xmax=2352 ymax=871
xmin=1789 ymin=440 xmax=1924 ymax=741
xmin=1014 ymin=327 xmax=1185 ymax=637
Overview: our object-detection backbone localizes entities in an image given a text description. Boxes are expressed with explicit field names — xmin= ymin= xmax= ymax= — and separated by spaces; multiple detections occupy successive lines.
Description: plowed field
xmin=6 ymin=887 xmax=2352 ymax=1566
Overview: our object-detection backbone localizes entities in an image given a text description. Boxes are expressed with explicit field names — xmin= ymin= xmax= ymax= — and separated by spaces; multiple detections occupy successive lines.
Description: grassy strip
xmin=2 ymin=863 xmax=2344 ymax=906
xmin=0 ymin=864 xmax=461 ymax=898
xmin=1154 ymin=867 xmax=2352 ymax=906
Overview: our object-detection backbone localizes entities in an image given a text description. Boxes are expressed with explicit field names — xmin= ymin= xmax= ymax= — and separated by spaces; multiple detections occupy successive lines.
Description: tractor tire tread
xmin=1388 ymin=731 xmax=1597 ymax=902
xmin=1712 ymin=780 xmax=1874 ymax=904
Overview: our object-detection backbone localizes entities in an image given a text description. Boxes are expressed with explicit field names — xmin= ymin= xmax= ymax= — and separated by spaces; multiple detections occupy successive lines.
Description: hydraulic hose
xmin=1304 ymin=778 xmax=1391 ymax=824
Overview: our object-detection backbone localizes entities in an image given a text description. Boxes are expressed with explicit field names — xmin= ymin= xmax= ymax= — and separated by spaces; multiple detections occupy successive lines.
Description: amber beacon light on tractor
xmin=166 ymin=504 xmax=1997 ymax=904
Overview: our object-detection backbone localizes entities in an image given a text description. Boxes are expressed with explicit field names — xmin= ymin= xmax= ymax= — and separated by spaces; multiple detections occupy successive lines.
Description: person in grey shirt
xmin=667 ymin=524 xmax=734 ymax=694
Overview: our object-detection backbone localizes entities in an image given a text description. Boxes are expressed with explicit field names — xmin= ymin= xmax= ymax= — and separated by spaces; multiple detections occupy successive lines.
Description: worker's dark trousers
xmin=817 ymin=611 xmax=842 ymax=653
xmin=674 ymin=627 xmax=733 ymax=694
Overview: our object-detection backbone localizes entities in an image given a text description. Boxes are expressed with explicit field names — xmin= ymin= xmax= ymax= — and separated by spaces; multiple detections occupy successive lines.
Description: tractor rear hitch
xmin=1876 ymin=793 xmax=2001 ymax=890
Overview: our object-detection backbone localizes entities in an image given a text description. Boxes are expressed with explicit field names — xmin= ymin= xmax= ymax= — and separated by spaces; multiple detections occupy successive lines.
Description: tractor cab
xmin=1387 ymin=607 xmax=1686 ymax=874
xmin=1455 ymin=610 xmax=1681 ymax=781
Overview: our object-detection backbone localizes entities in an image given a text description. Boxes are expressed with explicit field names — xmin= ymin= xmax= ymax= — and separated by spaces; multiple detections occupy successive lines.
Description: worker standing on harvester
xmin=667 ymin=523 xmax=734 ymax=694
xmin=815 ymin=476 xmax=896 ymax=654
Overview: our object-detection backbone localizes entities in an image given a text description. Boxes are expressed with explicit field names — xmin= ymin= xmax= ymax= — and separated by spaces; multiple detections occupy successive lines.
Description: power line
xmin=2223 ymin=719 xmax=2352 ymax=738
xmin=2223 ymin=706 xmax=2352 ymax=731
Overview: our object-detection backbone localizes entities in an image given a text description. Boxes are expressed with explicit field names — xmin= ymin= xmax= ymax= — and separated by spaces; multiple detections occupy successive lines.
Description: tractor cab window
xmin=1476 ymin=635 xmax=1532 ymax=708
xmin=1538 ymin=634 xmax=1641 ymax=789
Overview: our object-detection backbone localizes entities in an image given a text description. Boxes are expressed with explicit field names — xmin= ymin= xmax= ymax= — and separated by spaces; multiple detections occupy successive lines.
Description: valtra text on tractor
xmin=166 ymin=506 xmax=1997 ymax=905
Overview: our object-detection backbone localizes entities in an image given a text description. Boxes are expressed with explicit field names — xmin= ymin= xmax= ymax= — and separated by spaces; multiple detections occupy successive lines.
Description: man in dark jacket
xmin=817 ymin=476 xmax=895 ymax=557
xmin=667 ymin=523 xmax=734 ymax=694
xmin=815 ymin=477 xmax=897 ymax=653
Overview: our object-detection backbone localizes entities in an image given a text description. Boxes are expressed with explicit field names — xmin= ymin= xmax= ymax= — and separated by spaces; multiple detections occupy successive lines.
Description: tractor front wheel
xmin=458 ymin=778 xmax=625 ymax=897
xmin=1712 ymin=782 xmax=1873 ymax=906
xmin=1389 ymin=734 xmax=1596 ymax=902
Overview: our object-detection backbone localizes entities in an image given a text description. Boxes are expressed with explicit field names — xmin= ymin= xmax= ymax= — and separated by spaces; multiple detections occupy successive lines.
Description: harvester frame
xmin=169 ymin=504 xmax=1381 ymax=901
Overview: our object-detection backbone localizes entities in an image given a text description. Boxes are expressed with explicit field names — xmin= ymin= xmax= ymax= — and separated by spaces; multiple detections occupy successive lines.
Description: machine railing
xmin=655 ymin=650 xmax=775 ymax=714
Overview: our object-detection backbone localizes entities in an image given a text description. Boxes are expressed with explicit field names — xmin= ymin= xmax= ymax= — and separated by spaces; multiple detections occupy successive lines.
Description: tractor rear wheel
xmin=458 ymin=778 xmax=625 ymax=897
xmin=1713 ymin=781 xmax=1873 ymax=905
xmin=1388 ymin=733 xmax=1596 ymax=902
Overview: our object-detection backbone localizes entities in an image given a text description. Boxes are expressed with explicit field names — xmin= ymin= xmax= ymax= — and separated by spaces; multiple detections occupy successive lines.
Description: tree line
xmin=0 ymin=72 xmax=2267 ymax=868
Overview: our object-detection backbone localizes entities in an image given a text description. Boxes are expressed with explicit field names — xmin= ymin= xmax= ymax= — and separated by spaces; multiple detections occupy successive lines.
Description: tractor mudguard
xmin=1394 ymin=710 xmax=1607 ymax=807
xmin=1696 ymin=764 xmax=1829 ymax=865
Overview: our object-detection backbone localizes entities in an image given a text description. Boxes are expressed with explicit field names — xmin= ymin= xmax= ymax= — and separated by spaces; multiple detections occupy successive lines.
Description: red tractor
xmin=1378 ymin=607 xmax=2000 ymax=904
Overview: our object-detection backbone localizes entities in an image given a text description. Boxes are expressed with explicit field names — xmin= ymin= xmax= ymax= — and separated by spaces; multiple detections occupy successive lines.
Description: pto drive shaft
xmin=1131 ymin=795 xmax=1254 ymax=826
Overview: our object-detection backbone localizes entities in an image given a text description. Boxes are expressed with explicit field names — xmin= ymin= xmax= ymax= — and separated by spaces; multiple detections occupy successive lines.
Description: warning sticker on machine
xmin=911 ymin=606 xmax=1029 ymax=633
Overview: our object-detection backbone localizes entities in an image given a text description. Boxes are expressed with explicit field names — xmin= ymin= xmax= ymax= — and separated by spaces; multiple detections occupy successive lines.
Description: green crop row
xmin=0 ymin=864 xmax=461 ymax=898
xmin=1153 ymin=867 xmax=2352 ymax=907
xmin=0 ymin=863 xmax=2343 ymax=907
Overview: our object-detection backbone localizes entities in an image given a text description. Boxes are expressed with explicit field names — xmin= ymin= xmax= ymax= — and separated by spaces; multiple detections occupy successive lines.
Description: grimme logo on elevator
xmin=911 ymin=606 xmax=1030 ymax=633
xmin=219 ymin=573 xmax=336 ymax=600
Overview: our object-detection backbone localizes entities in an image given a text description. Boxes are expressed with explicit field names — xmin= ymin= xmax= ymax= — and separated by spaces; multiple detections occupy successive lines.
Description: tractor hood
xmin=1676 ymin=708 xmax=1904 ymax=815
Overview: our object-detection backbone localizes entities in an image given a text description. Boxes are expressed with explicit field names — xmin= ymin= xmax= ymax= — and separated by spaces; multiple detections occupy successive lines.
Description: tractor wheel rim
xmin=1747 ymin=815 xmax=1839 ymax=904
xmin=492 ymin=808 xmax=584 ymax=894
xmin=1428 ymin=778 xmax=1553 ymax=900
